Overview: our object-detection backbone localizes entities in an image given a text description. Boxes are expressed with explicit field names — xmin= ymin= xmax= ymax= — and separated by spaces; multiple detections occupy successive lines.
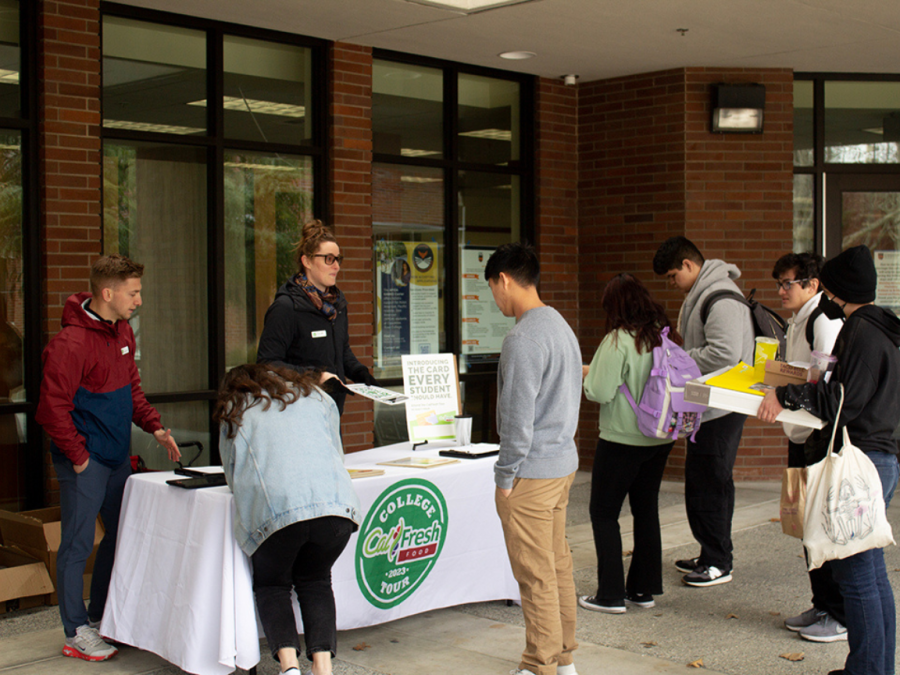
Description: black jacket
xmin=256 ymin=278 xmax=372 ymax=414
xmin=777 ymin=304 xmax=900 ymax=464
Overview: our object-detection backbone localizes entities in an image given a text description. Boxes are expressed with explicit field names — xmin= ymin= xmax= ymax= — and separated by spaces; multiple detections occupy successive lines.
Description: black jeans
xmin=251 ymin=516 xmax=354 ymax=662
xmin=788 ymin=440 xmax=845 ymax=626
xmin=589 ymin=438 xmax=674 ymax=601
xmin=684 ymin=412 xmax=746 ymax=570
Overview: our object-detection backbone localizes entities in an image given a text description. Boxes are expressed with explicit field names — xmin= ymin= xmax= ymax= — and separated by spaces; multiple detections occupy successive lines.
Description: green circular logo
xmin=355 ymin=478 xmax=448 ymax=609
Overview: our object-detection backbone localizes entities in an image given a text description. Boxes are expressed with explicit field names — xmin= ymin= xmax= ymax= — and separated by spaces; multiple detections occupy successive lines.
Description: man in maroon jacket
xmin=36 ymin=255 xmax=180 ymax=662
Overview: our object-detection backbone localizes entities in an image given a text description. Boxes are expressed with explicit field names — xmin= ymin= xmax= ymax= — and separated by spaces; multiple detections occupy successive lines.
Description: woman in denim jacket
xmin=215 ymin=364 xmax=361 ymax=675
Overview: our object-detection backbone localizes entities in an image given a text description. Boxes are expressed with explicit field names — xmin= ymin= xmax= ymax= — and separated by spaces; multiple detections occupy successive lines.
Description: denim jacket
xmin=219 ymin=387 xmax=361 ymax=556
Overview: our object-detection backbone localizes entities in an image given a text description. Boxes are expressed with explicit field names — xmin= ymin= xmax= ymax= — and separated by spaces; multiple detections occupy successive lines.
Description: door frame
xmin=825 ymin=173 xmax=900 ymax=258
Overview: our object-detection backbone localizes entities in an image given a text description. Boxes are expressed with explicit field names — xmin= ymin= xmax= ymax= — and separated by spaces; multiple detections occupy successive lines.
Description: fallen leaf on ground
xmin=490 ymin=623 xmax=505 ymax=629
xmin=770 ymin=517 xmax=781 ymax=522
xmin=623 ymin=549 xmax=633 ymax=556
xmin=353 ymin=643 xmax=370 ymax=651
xmin=641 ymin=641 xmax=657 ymax=647
xmin=770 ymin=611 xmax=781 ymax=616
xmin=726 ymin=613 xmax=739 ymax=619
xmin=780 ymin=652 xmax=805 ymax=662
xmin=687 ymin=658 xmax=704 ymax=668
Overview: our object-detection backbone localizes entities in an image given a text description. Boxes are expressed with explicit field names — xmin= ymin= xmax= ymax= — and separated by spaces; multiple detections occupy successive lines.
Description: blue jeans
xmin=54 ymin=455 xmax=131 ymax=637
xmin=829 ymin=451 xmax=899 ymax=675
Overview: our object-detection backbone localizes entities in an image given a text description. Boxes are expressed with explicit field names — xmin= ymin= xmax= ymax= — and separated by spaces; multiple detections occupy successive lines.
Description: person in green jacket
xmin=579 ymin=273 xmax=678 ymax=614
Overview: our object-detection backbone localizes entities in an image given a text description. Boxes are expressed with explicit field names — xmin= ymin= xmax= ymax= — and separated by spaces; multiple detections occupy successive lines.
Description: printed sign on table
xmin=401 ymin=353 xmax=461 ymax=442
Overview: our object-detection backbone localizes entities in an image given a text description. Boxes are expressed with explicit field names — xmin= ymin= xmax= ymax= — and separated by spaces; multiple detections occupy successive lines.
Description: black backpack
xmin=700 ymin=288 xmax=787 ymax=358
xmin=804 ymin=306 xmax=825 ymax=351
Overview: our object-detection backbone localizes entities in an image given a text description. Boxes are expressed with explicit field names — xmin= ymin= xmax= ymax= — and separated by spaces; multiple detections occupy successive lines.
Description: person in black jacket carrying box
xmin=256 ymin=220 xmax=377 ymax=415
xmin=758 ymin=245 xmax=900 ymax=675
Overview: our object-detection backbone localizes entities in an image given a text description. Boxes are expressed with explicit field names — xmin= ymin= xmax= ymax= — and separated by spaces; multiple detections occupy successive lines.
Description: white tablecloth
xmin=102 ymin=441 xmax=519 ymax=675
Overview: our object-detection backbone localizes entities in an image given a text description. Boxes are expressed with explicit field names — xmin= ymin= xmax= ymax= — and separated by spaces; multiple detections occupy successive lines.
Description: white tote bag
xmin=803 ymin=384 xmax=895 ymax=571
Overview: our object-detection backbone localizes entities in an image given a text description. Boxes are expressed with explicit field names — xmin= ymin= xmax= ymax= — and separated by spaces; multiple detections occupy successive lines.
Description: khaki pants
xmin=496 ymin=473 xmax=578 ymax=675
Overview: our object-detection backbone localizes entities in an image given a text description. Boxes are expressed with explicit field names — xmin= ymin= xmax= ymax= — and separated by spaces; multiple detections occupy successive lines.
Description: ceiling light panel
xmin=406 ymin=0 xmax=537 ymax=15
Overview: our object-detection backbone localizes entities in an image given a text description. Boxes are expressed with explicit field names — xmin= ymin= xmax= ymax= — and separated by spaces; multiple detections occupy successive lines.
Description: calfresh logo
xmin=356 ymin=478 xmax=448 ymax=609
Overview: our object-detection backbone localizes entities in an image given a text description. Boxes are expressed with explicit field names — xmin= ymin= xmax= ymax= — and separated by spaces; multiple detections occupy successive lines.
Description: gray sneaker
xmin=799 ymin=613 xmax=848 ymax=643
xmin=784 ymin=606 xmax=822 ymax=632
xmin=62 ymin=625 xmax=118 ymax=661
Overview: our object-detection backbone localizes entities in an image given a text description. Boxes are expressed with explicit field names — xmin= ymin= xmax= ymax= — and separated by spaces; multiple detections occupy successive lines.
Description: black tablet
xmin=166 ymin=473 xmax=228 ymax=489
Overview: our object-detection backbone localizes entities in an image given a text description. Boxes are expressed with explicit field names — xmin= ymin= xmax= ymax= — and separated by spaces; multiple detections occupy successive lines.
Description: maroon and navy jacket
xmin=36 ymin=292 xmax=162 ymax=467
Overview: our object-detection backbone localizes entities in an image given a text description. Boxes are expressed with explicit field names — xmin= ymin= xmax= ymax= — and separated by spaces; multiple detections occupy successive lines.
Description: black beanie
xmin=819 ymin=245 xmax=877 ymax=304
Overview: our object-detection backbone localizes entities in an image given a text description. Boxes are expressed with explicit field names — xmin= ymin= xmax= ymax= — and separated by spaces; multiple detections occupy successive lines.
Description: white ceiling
xmin=118 ymin=0 xmax=900 ymax=82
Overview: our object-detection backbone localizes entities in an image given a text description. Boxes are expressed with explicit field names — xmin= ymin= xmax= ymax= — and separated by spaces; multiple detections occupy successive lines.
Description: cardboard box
xmin=0 ymin=545 xmax=55 ymax=613
xmin=0 ymin=507 xmax=103 ymax=605
xmin=764 ymin=361 xmax=809 ymax=388
xmin=684 ymin=365 xmax=824 ymax=429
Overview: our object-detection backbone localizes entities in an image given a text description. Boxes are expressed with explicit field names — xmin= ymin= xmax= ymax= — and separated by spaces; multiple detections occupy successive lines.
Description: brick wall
xmin=39 ymin=0 xmax=103 ymax=502
xmin=577 ymin=67 xmax=794 ymax=479
xmin=39 ymin=0 xmax=103 ymax=339
xmin=329 ymin=43 xmax=376 ymax=454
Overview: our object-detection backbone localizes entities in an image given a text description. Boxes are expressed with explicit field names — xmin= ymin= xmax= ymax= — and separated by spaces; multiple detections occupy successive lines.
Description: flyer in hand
xmin=343 ymin=383 xmax=409 ymax=405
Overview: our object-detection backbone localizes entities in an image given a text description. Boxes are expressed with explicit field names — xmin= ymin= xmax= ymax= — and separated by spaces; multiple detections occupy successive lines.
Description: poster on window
xmin=460 ymin=248 xmax=516 ymax=356
xmin=375 ymin=241 xmax=440 ymax=373
xmin=874 ymin=250 xmax=900 ymax=309
xmin=402 ymin=353 xmax=460 ymax=442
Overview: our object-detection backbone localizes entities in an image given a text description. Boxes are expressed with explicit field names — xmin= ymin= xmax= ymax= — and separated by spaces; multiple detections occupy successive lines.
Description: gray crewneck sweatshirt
xmin=494 ymin=305 xmax=582 ymax=488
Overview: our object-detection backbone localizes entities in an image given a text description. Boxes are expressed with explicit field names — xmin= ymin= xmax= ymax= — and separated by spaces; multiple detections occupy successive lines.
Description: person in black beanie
xmin=758 ymin=244 xmax=900 ymax=675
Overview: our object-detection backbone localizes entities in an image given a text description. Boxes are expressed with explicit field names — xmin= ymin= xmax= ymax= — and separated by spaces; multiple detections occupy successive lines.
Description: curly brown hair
xmin=294 ymin=219 xmax=338 ymax=275
xmin=602 ymin=273 xmax=680 ymax=354
xmin=213 ymin=364 xmax=321 ymax=439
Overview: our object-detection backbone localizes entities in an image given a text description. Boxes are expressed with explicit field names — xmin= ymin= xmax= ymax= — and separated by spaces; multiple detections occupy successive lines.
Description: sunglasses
xmin=313 ymin=254 xmax=344 ymax=266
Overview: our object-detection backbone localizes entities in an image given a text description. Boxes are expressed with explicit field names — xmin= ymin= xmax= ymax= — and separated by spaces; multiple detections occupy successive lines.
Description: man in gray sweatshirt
xmin=653 ymin=236 xmax=753 ymax=588
xmin=485 ymin=242 xmax=582 ymax=675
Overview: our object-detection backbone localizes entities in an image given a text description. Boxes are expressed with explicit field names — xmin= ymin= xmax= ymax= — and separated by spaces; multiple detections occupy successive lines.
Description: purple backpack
xmin=618 ymin=327 xmax=707 ymax=441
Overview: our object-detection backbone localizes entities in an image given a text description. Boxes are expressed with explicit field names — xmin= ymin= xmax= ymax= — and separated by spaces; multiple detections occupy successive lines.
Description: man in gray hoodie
xmin=653 ymin=237 xmax=754 ymax=587
xmin=486 ymin=242 xmax=582 ymax=675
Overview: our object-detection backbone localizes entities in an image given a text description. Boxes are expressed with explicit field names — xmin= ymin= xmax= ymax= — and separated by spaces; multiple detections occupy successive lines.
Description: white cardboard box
xmin=685 ymin=366 xmax=824 ymax=429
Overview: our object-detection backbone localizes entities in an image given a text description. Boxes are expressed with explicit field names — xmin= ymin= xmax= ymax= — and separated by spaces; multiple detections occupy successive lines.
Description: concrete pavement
xmin=3 ymin=475 xmax=894 ymax=675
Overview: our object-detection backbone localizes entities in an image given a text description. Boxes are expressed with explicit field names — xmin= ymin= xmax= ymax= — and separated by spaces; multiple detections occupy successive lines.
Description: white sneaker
xmin=511 ymin=669 xmax=538 ymax=675
xmin=62 ymin=625 xmax=118 ymax=661
xmin=558 ymin=664 xmax=579 ymax=675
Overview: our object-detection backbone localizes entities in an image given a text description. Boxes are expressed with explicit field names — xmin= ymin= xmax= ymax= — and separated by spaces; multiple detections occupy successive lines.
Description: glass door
xmin=825 ymin=174 xmax=900 ymax=314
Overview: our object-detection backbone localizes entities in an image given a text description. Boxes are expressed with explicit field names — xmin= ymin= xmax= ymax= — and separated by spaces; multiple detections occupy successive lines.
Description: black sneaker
xmin=578 ymin=595 xmax=625 ymax=614
xmin=624 ymin=591 xmax=655 ymax=608
xmin=674 ymin=557 xmax=700 ymax=573
xmin=682 ymin=565 xmax=732 ymax=587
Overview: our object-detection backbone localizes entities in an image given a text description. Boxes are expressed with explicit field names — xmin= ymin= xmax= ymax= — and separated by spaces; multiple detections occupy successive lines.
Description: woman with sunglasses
xmin=257 ymin=219 xmax=377 ymax=415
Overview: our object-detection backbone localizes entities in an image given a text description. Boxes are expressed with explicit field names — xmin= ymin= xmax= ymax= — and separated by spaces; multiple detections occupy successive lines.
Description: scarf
xmin=296 ymin=274 xmax=339 ymax=322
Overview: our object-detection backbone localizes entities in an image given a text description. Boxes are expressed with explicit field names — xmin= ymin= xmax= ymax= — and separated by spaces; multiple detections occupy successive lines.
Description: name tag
xmin=311 ymin=330 xmax=327 ymax=338
xmin=121 ymin=346 xmax=129 ymax=355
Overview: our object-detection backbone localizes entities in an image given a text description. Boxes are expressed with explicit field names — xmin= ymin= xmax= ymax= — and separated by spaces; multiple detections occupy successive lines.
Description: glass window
xmin=458 ymin=74 xmax=520 ymax=166
xmin=372 ymin=164 xmax=445 ymax=380
xmin=102 ymin=142 xmax=208 ymax=392
xmin=794 ymin=81 xmax=813 ymax=167
xmin=824 ymin=81 xmax=900 ymax=164
xmin=0 ymin=0 xmax=19 ymax=119
xmin=223 ymin=36 xmax=313 ymax=145
xmin=224 ymin=151 xmax=314 ymax=368
xmin=373 ymin=60 xmax=443 ymax=158
xmin=793 ymin=174 xmax=814 ymax=253
xmin=0 ymin=412 xmax=25 ymax=510
xmin=130 ymin=401 xmax=211 ymax=470
xmin=0 ymin=131 xmax=22 ymax=401
xmin=458 ymin=170 xmax=519 ymax=368
xmin=102 ymin=17 xmax=207 ymax=136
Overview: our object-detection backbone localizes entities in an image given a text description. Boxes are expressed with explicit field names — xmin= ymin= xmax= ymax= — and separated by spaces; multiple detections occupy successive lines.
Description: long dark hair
xmin=602 ymin=273 xmax=679 ymax=354
xmin=213 ymin=364 xmax=320 ymax=439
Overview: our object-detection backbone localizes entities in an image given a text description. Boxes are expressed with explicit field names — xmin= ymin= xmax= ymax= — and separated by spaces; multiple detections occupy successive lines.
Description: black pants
xmin=251 ymin=516 xmax=354 ymax=662
xmin=589 ymin=438 xmax=674 ymax=600
xmin=684 ymin=412 xmax=746 ymax=570
xmin=788 ymin=440 xmax=845 ymax=626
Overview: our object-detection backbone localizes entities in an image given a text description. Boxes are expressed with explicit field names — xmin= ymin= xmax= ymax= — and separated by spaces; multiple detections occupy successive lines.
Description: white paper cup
xmin=454 ymin=415 xmax=473 ymax=447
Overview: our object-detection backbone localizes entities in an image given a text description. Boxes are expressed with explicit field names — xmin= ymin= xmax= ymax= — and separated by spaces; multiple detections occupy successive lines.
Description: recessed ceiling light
xmin=499 ymin=51 xmax=536 ymax=60
xmin=407 ymin=0 xmax=537 ymax=15
xmin=459 ymin=128 xmax=512 ymax=141
xmin=103 ymin=119 xmax=204 ymax=135
xmin=188 ymin=97 xmax=306 ymax=118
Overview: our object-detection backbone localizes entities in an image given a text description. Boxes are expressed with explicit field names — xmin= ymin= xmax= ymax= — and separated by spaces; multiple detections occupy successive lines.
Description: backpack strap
xmin=805 ymin=305 xmax=824 ymax=351
xmin=699 ymin=289 xmax=748 ymax=324
xmin=618 ymin=382 xmax=643 ymax=418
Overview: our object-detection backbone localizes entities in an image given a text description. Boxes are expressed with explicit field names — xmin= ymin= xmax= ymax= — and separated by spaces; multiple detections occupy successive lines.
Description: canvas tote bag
xmin=803 ymin=384 xmax=895 ymax=570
